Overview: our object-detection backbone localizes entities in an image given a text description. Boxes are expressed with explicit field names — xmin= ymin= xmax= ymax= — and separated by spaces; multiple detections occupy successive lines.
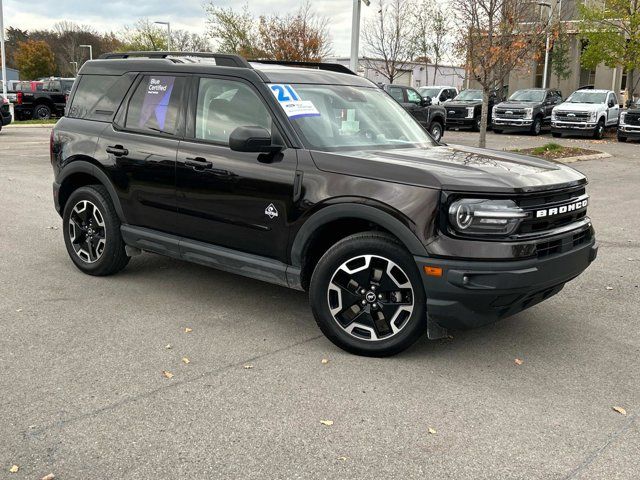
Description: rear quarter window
xmin=68 ymin=74 xmax=135 ymax=121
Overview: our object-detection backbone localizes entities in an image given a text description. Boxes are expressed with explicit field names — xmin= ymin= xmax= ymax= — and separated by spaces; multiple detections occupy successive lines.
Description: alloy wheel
xmin=68 ymin=200 xmax=107 ymax=263
xmin=326 ymin=255 xmax=415 ymax=341
xmin=431 ymin=124 xmax=442 ymax=142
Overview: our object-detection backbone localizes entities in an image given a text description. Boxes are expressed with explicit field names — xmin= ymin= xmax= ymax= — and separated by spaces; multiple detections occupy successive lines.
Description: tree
xmin=549 ymin=21 xmax=571 ymax=88
xmin=579 ymin=0 xmax=640 ymax=106
xmin=122 ymin=18 xmax=169 ymax=51
xmin=13 ymin=40 xmax=57 ymax=79
xmin=362 ymin=0 xmax=415 ymax=83
xmin=205 ymin=2 xmax=259 ymax=57
xmin=454 ymin=0 xmax=549 ymax=147
xmin=257 ymin=2 xmax=332 ymax=61
xmin=411 ymin=0 xmax=450 ymax=85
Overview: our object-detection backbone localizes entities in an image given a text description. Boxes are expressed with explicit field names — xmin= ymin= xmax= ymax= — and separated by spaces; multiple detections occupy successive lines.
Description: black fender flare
xmin=289 ymin=203 xmax=428 ymax=267
xmin=57 ymin=160 xmax=127 ymax=222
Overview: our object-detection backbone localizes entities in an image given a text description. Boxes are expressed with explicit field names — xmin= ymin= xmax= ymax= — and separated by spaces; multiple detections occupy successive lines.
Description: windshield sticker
xmin=139 ymin=76 xmax=175 ymax=130
xmin=269 ymin=84 xmax=321 ymax=119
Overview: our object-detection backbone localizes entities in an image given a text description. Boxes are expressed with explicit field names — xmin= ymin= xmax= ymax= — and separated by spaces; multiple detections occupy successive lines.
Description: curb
xmin=557 ymin=152 xmax=612 ymax=163
xmin=4 ymin=123 xmax=56 ymax=129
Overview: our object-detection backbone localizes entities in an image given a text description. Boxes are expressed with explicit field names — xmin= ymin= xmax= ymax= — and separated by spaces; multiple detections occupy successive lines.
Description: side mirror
xmin=421 ymin=96 xmax=432 ymax=107
xmin=229 ymin=126 xmax=281 ymax=153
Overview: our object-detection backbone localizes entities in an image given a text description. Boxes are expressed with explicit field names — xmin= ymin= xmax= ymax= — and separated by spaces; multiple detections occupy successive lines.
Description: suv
xmin=551 ymin=89 xmax=620 ymax=139
xmin=617 ymin=107 xmax=640 ymax=142
xmin=51 ymin=52 xmax=598 ymax=357
xmin=417 ymin=86 xmax=458 ymax=105
xmin=381 ymin=84 xmax=447 ymax=141
xmin=492 ymin=88 xmax=562 ymax=135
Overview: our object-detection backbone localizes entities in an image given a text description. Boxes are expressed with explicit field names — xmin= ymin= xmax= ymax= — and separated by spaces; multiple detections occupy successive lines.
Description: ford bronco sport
xmin=51 ymin=52 xmax=598 ymax=357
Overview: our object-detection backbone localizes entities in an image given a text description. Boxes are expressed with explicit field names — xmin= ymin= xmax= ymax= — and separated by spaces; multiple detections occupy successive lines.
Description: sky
xmin=2 ymin=0 xmax=385 ymax=57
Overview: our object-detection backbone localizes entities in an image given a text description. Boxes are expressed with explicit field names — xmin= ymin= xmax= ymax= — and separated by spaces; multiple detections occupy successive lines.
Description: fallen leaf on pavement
xmin=41 ymin=474 xmax=55 ymax=480
xmin=320 ymin=420 xmax=334 ymax=426
xmin=321 ymin=358 xmax=329 ymax=364
xmin=165 ymin=344 xmax=172 ymax=349
xmin=613 ymin=406 xmax=627 ymax=416
xmin=428 ymin=427 xmax=437 ymax=434
xmin=182 ymin=357 xmax=190 ymax=364
xmin=47 ymin=226 xmax=59 ymax=230
xmin=514 ymin=358 xmax=524 ymax=366
xmin=337 ymin=456 xmax=348 ymax=461
xmin=9 ymin=465 xmax=19 ymax=473
xmin=243 ymin=364 xmax=253 ymax=369
xmin=605 ymin=286 xmax=614 ymax=290
xmin=16 ymin=308 xmax=22 ymax=312
xmin=162 ymin=370 xmax=174 ymax=379
xmin=184 ymin=327 xmax=193 ymax=333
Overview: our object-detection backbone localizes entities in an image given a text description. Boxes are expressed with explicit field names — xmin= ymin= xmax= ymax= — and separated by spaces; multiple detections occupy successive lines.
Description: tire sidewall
xmin=594 ymin=120 xmax=605 ymax=139
xmin=532 ymin=117 xmax=542 ymax=135
xmin=62 ymin=186 xmax=122 ymax=274
xmin=35 ymin=105 xmax=51 ymax=119
xmin=309 ymin=234 xmax=427 ymax=356
xmin=430 ymin=122 xmax=443 ymax=142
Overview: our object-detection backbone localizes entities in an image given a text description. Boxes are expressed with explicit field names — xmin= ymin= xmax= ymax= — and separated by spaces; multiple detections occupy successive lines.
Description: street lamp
xmin=0 ymin=0 xmax=7 ymax=99
xmin=538 ymin=2 xmax=553 ymax=89
xmin=80 ymin=44 xmax=93 ymax=61
xmin=154 ymin=21 xmax=171 ymax=51
xmin=349 ymin=0 xmax=370 ymax=73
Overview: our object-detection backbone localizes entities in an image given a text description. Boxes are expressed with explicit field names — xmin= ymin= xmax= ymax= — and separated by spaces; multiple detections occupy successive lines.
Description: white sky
xmin=3 ymin=0 xmax=397 ymax=57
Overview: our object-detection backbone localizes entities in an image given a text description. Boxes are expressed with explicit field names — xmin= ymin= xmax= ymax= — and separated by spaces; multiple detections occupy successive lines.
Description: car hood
xmin=555 ymin=102 xmax=602 ymax=111
xmin=446 ymin=100 xmax=482 ymax=108
xmin=310 ymin=144 xmax=586 ymax=193
xmin=496 ymin=101 xmax=540 ymax=109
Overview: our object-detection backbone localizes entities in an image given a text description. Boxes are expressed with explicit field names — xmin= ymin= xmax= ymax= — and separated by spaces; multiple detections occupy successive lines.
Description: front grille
xmin=516 ymin=186 xmax=588 ymax=235
xmin=625 ymin=113 xmax=640 ymax=126
xmin=536 ymin=229 xmax=592 ymax=258
xmin=446 ymin=107 xmax=468 ymax=119
xmin=555 ymin=111 xmax=590 ymax=122
xmin=495 ymin=108 xmax=525 ymax=119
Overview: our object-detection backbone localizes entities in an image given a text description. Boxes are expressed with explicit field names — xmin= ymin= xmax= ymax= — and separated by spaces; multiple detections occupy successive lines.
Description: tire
xmin=552 ymin=132 xmax=562 ymax=138
xmin=429 ymin=121 xmax=443 ymax=142
xmin=530 ymin=116 xmax=542 ymax=135
xmin=309 ymin=232 xmax=427 ymax=357
xmin=34 ymin=104 xmax=52 ymax=120
xmin=472 ymin=117 xmax=481 ymax=132
xmin=62 ymin=185 xmax=129 ymax=276
xmin=593 ymin=119 xmax=605 ymax=139
xmin=618 ymin=136 xmax=627 ymax=143
xmin=493 ymin=129 xmax=503 ymax=134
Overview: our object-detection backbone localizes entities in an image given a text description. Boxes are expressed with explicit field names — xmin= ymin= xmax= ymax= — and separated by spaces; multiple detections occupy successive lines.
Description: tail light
xmin=16 ymin=91 xmax=23 ymax=105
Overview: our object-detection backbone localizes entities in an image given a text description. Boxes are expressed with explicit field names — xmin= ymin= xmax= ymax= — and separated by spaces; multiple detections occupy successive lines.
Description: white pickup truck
xmin=551 ymin=89 xmax=620 ymax=139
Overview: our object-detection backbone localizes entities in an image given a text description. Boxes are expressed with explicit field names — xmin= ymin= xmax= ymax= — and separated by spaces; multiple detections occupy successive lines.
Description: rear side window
xmin=388 ymin=87 xmax=404 ymax=102
xmin=125 ymin=75 xmax=186 ymax=135
xmin=68 ymin=74 xmax=134 ymax=121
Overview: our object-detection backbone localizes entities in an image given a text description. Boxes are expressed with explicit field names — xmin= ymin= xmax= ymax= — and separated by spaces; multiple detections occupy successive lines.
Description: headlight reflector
xmin=448 ymin=198 xmax=528 ymax=236
xmin=620 ymin=111 xmax=627 ymax=124
xmin=524 ymin=108 xmax=533 ymax=120
xmin=589 ymin=111 xmax=597 ymax=122
xmin=466 ymin=107 xmax=475 ymax=119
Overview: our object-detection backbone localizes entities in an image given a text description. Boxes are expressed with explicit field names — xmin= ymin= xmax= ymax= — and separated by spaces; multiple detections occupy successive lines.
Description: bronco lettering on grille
xmin=536 ymin=199 xmax=588 ymax=218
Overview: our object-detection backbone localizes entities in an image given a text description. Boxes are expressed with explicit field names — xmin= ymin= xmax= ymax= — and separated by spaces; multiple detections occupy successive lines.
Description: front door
xmin=607 ymin=93 xmax=620 ymax=125
xmin=175 ymin=76 xmax=297 ymax=262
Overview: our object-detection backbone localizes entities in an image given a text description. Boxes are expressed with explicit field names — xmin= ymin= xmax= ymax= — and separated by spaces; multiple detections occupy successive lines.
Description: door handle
xmin=185 ymin=156 xmax=212 ymax=169
xmin=106 ymin=145 xmax=128 ymax=157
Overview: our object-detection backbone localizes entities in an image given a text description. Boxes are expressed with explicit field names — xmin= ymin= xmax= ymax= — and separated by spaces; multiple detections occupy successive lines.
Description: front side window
xmin=279 ymin=84 xmax=434 ymax=151
xmin=195 ymin=78 xmax=272 ymax=144
xmin=125 ymin=75 xmax=186 ymax=135
xmin=388 ymin=87 xmax=404 ymax=102
xmin=406 ymin=88 xmax=422 ymax=105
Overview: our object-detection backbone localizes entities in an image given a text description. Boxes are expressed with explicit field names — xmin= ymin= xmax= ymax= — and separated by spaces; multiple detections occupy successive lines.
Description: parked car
xmin=617 ymin=108 xmax=640 ymax=142
xmin=417 ymin=86 xmax=458 ymax=105
xmin=51 ymin=51 xmax=597 ymax=357
xmin=6 ymin=80 xmax=44 ymax=104
xmin=1 ymin=96 xmax=13 ymax=130
xmin=551 ymin=89 xmax=620 ymax=139
xmin=444 ymin=88 xmax=503 ymax=131
xmin=492 ymin=88 xmax=563 ymax=135
xmin=13 ymin=78 xmax=74 ymax=120
xmin=381 ymin=83 xmax=447 ymax=141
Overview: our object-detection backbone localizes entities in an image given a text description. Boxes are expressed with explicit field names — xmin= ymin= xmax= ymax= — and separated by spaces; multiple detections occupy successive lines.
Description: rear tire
xmin=62 ymin=185 xmax=129 ymax=276
xmin=34 ymin=104 xmax=52 ymax=120
xmin=309 ymin=232 xmax=427 ymax=357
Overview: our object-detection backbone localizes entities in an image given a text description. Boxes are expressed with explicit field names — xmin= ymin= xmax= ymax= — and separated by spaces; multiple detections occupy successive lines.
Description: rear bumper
xmin=415 ymin=238 xmax=598 ymax=329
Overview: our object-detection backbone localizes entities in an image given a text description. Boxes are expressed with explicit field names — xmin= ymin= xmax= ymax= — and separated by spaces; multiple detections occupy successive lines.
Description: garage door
xmin=393 ymin=70 xmax=412 ymax=86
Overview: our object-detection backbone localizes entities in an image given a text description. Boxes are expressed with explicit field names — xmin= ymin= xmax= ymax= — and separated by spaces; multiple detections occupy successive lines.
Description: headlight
xmin=466 ymin=107 xmax=475 ymax=119
xmin=524 ymin=108 xmax=533 ymax=120
xmin=551 ymin=110 xmax=557 ymax=120
xmin=589 ymin=111 xmax=597 ymax=122
xmin=620 ymin=112 xmax=627 ymax=124
xmin=492 ymin=106 xmax=497 ymax=117
xmin=448 ymin=198 xmax=528 ymax=236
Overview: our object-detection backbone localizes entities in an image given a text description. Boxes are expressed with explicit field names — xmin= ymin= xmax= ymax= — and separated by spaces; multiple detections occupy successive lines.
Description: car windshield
xmin=418 ymin=87 xmax=441 ymax=98
xmin=276 ymin=84 xmax=434 ymax=152
xmin=566 ymin=91 xmax=607 ymax=104
xmin=454 ymin=90 xmax=482 ymax=101
xmin=509 ymin=90 xmax=546 ymax=102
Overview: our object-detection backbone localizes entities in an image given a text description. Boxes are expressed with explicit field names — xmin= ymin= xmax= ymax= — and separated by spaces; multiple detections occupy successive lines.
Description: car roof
xmin=419 ymin=85 xmax=455 ymax=89
xmin=575 ymin=89 xmax=611 ymax=93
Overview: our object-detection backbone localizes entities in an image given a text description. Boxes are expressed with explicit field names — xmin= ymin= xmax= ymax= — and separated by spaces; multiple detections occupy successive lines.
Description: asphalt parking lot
xmin=1 ymin=126 xmax=639 ymax=479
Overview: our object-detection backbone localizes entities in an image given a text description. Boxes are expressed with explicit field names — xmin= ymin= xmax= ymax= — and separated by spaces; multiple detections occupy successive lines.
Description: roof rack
xmin=98 ymin=52 xmax=252 ymax=69
xmin=250 ymin=60 xmax=356 ymax=76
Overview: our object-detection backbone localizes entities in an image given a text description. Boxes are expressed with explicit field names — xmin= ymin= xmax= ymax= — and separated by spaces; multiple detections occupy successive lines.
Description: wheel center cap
xmin=365 ymin=291 xmax=377 ymax=303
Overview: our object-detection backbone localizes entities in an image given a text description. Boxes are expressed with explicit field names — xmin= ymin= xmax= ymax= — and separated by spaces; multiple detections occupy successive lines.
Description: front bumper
xmin=415 ymin=237 xmax=598 ymax=329
xmin=446 ymin=118 xmax=475 ymax=128
xmin=551 ymin=121 xmax=597 ymax=135
xmin=493 ymin=118 xmax=533 ymax=130
xmin=618 ymin=125 xmax=640 ymax=139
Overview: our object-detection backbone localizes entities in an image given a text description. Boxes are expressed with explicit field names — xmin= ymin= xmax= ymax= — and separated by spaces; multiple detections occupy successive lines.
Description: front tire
xmin=617 ymin=135 xmax=627 ymax=143
xmin=530 ymin=116 xmax=542 ymax=135
xmin=429 ymin=121 xmax=443 ymax=142
xmin=552 ymin=132 xmax=562 ymax=138
xmin=593 ymin=119 xmax=605 ymax=139
xmin=472 ymin=117 xmax=481 ymax=132
xmin=309 ymin=232 xmax=427 ymax=357
xmin=63 ymin=185 xmax=129 ymax=276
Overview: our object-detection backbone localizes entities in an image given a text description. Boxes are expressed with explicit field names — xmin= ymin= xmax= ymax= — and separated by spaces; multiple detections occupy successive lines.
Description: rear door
xmin=95 ymin=74 xmax=187 ymax=232
xmin=175 ymin=75 xmax=297 ymax=261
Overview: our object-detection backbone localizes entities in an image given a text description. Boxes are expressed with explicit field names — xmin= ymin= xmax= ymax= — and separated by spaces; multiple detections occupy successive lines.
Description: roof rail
xmin=250 ymin=60 xmax=356 ymax=76
xmin=98 ymin=51 xmax=252 ymax=68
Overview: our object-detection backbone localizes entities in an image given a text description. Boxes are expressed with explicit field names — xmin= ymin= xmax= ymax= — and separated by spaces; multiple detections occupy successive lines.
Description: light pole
xmin=538 ymin=2 xmax=553 ymax=89
xmin=349 ymin=0 xmax=370 ymax=73
xmin=0 ymin=0 xmax=7 ymax=99
xmin=154 ymin=21 xmax=171 ymax=51
xmin=80 ymin=44 xmax=93 ymax=61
